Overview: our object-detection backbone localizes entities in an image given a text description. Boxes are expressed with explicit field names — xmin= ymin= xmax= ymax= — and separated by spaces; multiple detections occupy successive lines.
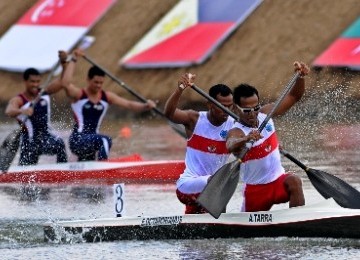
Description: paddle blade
xmin=197 ymin=160 xmax=240 ymax=219
xmin=306 ymin=167 xmax=360 ymax=209
xmin=0 ymin=129 xmax=21 ymax=172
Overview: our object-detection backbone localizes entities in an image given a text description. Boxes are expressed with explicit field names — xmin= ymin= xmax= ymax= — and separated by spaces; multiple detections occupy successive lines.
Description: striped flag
xmin=121 ymin=0 xmax=263 ymax=69
xmin=313 ymin=17 xmax=360 ymax=70
xmin=0 ymin=0 xmax=116 ymax=73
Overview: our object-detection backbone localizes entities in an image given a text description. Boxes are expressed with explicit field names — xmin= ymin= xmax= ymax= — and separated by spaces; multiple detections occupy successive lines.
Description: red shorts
xmin=243 ymin=174 xmax=290 ymax=212
xmin=176 ymin=189 xmax=207 ymax=214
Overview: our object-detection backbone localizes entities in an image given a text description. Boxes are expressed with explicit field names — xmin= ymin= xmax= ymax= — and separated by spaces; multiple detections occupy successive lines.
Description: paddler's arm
xmin=261 ymin=61 xmax=310 ymax=116
xmin=60 ymin=49 xmax=82 ymax=101
xmin=5 ymin=96 xmax=33 ymax=118
xmin=164 ymin=73 xmax=199 ymax=133
xmin=106 ymin=91 xmax=156 ymax=112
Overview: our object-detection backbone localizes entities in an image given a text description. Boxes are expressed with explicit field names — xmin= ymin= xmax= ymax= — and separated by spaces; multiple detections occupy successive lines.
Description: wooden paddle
xmin=196 ymin=72 xmax=300 ymax=218
xmin=82 ymin=55 xmax=187 ymax=139
xmin=191 ymin=77 xmax=360 ymax=212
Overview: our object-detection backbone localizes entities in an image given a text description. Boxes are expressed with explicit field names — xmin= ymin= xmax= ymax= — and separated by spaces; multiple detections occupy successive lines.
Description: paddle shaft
xmin=83 ymin=55 xmax=187 ymax=139
xmin=280 ymin=149 xmax=307 ymax=171
xmin=83 ymin=55 xmax=165 ymax=118
xmin=191 ymin=85 xmax=239 ymax=120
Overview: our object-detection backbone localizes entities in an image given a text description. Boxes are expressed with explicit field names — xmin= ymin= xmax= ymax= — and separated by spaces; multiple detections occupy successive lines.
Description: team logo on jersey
xmin=40 ymin=100 xmax=46 ymax=106
xmin=220 ymin=130 xmax=228 ymax=139
xmin=208 ymin=145 xmax=217 ymax=153
xmin=265 ymin=145 xmax=272 ymax=152
xmin=265 ymin=123 xmax=273 ymax=132
xmin=94 ymin=104 xmax=104 ymax=110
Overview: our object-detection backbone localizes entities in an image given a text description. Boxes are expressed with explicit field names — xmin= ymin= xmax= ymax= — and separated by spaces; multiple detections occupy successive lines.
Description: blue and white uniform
xmin=17 ymin=92 xmax=67 ymax=165
xmin=69 ymin=89 xmax=112 ymax=161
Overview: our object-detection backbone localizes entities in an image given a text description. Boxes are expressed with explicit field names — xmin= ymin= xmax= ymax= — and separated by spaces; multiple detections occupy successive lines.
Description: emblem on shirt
xmin=265 ymin=145 xmax=272 ymax=152
xmin=220 ymin=130 xmax=228 ymax=139
xmin=265 ymin=123 xmax=273 ymax=132
xmin=40 ymin=100 xmax=46 ymax=106
xmin=94 ymin=104 xmax=104 ymax=110
xmin=208 ymin=145 xmax=217 ymax=153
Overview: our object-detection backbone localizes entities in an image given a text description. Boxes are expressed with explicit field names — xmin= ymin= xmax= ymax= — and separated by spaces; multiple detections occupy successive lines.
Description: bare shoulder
xmin=8 ymin=95 xmax=23 ymax=106
xmin=259 ymin=103 xmax=273 ymax=115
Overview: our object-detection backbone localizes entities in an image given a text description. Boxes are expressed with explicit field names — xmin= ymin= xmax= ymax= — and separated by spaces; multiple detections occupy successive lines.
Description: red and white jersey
xmin=177 ymin=112 xmax=234 ymax=188
xmin=234 ymin=112 xmax=285 ymax=185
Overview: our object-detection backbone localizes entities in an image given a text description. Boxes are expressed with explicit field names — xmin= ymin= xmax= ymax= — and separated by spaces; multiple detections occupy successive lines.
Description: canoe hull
xmin=44 ymin=199 xmax=360 ymax=242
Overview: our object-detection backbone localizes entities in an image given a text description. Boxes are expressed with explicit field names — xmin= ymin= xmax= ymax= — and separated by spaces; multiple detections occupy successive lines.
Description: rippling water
xmin=1 ymin=109 xmax=360 ymax=259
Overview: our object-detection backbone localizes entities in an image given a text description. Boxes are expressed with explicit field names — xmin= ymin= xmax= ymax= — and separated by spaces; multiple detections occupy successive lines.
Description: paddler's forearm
xmin=164 ymin=87 xmax=184 ymax=120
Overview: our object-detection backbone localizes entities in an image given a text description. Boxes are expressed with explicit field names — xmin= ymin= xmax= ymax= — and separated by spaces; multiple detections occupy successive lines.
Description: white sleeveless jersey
xmin=177 ymin=112 xmax=234 ymax=187
xmin=234 ymin=112 xmax=285 ymax=185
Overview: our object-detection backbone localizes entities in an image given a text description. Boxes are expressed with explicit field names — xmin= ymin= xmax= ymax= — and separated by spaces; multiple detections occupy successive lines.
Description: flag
xmin=0 ymin=0 xmax=116 ymax=73
xmin=120 ymin=0 xmax=263 ymax=69
xmin=313 ymin=17 xmax=360 ymax=70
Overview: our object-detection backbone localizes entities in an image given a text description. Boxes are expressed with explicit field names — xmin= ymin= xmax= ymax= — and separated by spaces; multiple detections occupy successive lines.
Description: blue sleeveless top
xmin=71 ymin=89 xmax=109 ymax=134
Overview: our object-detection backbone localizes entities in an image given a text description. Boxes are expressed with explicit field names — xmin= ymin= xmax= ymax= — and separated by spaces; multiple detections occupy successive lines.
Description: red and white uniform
xmin=234 ymin=112 xmax=289 ymax=212
xmin=234 ymin=112 xmax=284 ymax=185
xmin=177 ymin=112 xmax=234 ymax=194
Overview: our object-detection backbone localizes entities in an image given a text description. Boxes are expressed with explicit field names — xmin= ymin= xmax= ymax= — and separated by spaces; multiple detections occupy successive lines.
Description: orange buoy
xmin=119 ymin=126 xmax=132 ymax=138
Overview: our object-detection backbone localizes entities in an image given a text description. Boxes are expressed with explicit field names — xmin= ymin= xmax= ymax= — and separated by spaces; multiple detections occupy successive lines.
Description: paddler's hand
xmin=294 ymin=61 xmax=310 ymax=78
xmin=73 ymin=48 xmax=85 ymax=59
xmin=178 ymin=73 xmax=196 ymax=91
xmin=20 ymin=107 xmax=34 ymax=117
xmin=144 ymin=99 xmax=157 ymax=111
xmin=246 ymin=130 xmax=262 ymax=143
xmin=58 ymin=50 xmax=68 ymax=65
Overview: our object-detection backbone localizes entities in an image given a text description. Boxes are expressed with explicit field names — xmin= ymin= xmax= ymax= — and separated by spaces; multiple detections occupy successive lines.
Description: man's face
xmin=209 ymin=94 xmax=233 ymax=124
xmin=237 ymin=94 xmax=260 ymax=127
xmin=25 ymin=74 xmax=41 ymax=95
xmin=88 ymin=75 xmax=105 ymax=93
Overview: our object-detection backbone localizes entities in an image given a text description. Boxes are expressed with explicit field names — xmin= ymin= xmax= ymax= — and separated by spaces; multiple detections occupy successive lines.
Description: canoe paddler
xmin=60 ymin=49 xmax=156 ymax=161
xmin=226 ymin=61 xmax=310 ymax=212
xmin=4 ymin=53 xmax=68 ymax=166
xmin=164 ymin=73 xmax=235 ymax=214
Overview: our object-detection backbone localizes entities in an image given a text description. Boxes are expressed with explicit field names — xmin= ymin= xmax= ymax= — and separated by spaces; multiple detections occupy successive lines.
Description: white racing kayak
xmin=43 ymin=198 xmax=360 ymax=242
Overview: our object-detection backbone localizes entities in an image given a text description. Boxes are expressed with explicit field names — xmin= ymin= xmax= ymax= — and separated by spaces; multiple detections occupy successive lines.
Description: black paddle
xmin=280 ymin=149 xmax=360 ymax=209
xmin=191 ymin=77 xmax=360 ymax=211
xmin=83 ymin=55 xmax=187 ymax=139
xmin=196 ymin=72 xmax=300 ymax=218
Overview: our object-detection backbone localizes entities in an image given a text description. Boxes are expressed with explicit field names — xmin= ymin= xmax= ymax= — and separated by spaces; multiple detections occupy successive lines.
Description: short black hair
xmin=88 ymin=66 xmax=105 ymax=79
xmin=23 ymin=68 xmax=40 ymax=80
xmin=233 ymin=83 xmax=259 ymax=105
xmin=209 ymin=84 xmax=232 ymax=100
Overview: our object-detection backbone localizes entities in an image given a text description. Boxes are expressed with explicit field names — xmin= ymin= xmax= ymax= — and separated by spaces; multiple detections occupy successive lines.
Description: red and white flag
xmin=120 ymin=0 xmax=263 ymax=69
xmin=0 ymin=0 xmax=116 ymax=73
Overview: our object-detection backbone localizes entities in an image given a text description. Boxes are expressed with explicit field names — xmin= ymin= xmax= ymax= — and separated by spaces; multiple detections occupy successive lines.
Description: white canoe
xmin=43 ymin=198 xmax=360 ymax=242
